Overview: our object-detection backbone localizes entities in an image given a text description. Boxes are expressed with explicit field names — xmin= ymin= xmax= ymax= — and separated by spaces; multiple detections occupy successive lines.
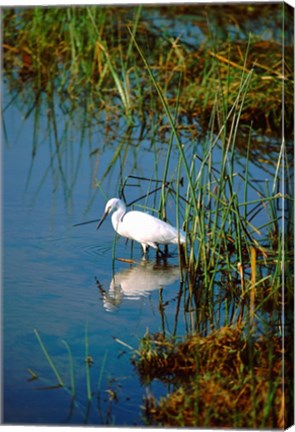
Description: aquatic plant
xmin=30 ymin=328 xmax=114 ymax=424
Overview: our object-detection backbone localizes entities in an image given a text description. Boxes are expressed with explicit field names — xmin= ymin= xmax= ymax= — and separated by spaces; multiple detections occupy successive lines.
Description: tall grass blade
xmin=249 ymin=246 xmax=257 ymax=329
xmin=97 ymin=350 xmax=108 ymax=393
xmin=34 ymin=329 xmax=64 ymax=387
xmin=84 ymin=322 xmax=92 ymax=401
xmin=128 ymin=28 xmax=198 ymax=214
xmin=61 ymin=339 xmax=76 ymax=398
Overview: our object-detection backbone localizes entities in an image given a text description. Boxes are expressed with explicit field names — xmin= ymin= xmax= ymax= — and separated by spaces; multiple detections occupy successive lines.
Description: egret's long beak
xmin=73 ymin=218 xmax=100 ymax=227
xmin=96 ymin=211 xmax=108 ymax=230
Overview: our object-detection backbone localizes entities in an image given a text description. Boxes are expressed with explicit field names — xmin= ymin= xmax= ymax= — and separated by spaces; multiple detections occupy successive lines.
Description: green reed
xmin=84 ymin=322 xmax=92 ymax=401
xmin=31 ymin=327 xmax=112 ymax=422
xmin=34 ymin=329 xmax=65 ymax=387
xmin=61 ymin=339 xmax=76 ymax=398
xmin=128 ymin=29 xmax=292 ymax=336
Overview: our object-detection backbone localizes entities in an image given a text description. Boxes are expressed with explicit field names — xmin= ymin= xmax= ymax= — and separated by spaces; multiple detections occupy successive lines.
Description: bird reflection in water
xmin=96 ymin=261 xmax=181 ymax=311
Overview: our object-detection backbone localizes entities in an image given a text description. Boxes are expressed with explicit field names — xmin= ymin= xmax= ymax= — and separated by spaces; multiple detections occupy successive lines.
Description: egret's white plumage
xmin=97 ymin=198 xmax=185 ymax=257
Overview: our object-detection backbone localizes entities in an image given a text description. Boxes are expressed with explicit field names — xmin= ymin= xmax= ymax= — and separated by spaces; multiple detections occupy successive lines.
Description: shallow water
xmin=3 ymin=92 xmax=192 ymax=425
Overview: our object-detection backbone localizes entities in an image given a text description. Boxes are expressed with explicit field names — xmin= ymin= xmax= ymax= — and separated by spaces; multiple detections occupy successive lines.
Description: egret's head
xmin=96 ymin=198 xmax=124 ymax=230
xmin=104 ymin=198 xmax=121 ymax=214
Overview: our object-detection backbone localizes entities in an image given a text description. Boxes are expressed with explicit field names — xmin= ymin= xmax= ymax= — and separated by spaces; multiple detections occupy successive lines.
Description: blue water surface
xmin=3 ymin=90 xmax=190 ymax=425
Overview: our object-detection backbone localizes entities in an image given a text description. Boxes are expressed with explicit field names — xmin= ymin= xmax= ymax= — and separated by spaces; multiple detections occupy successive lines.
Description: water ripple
xmin=81 ymin=243 xmax=112 ymax=257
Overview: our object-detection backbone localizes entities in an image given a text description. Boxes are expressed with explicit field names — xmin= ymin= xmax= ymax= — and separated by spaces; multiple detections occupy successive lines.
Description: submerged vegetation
xmin=30 ymin=328 xmax=117 ymax=424
xmin=3 ymin=3 xmax=294 ymax=428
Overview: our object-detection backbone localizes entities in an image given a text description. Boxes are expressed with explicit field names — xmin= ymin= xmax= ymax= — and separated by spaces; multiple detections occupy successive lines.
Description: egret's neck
xmin=111 ymin=203 xmax=126 ymax=233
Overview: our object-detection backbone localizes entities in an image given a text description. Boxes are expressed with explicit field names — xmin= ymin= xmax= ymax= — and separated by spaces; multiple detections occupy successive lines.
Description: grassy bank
xmin=132 ymin=325 xmax=292 ymax=428
xmin=3 ymin=4 xmax=294 ymax=137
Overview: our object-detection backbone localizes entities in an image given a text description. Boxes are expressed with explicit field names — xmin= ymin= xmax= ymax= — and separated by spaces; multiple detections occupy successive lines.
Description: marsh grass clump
xmin=3 ymin=5 xmax=293 ymax=136
xmin=183 ymin=40 xmax=294 ymax=135
xmin=132 ymin=327 xmax=246 ymax=384
xmin=132 ymin=326 xmax=291 ymax=428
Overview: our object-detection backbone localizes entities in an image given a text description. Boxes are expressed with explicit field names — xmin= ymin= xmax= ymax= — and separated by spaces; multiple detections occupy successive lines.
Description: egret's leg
xmin=156 ymin=246 xmax=165 ymax=258
xmin=142 ymin=244 xmax=149 ymax=260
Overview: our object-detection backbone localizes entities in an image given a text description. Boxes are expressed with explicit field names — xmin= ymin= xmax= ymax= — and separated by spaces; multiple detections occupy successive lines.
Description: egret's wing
xmin=123 ymin=211 xmax=183 ymax=244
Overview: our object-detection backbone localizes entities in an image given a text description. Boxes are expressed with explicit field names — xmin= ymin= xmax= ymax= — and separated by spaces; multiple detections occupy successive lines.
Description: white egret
xmin=97 ymin=198 xmax=185 ymax=257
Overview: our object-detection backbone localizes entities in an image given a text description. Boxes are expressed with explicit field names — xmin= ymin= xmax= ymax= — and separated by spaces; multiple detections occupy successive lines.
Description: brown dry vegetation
xmin=132 ymin=326 xmax=292 ymax=428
